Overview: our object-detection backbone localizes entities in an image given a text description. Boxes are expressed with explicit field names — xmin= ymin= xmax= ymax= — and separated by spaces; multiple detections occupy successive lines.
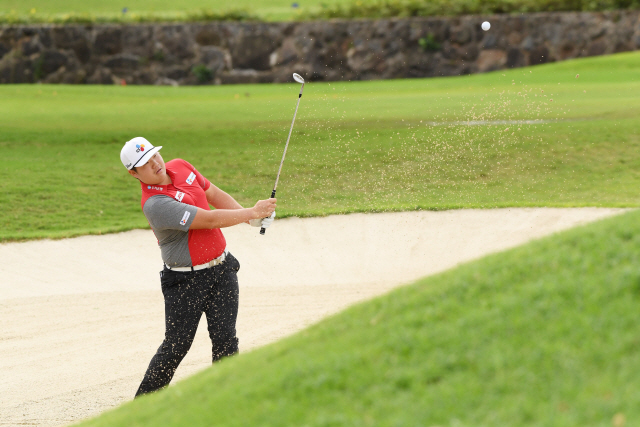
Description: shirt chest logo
xmin=186 ymin=172 xmax=196 ymax=185
xmin=175 ymin=191 xmax=185 ymax=202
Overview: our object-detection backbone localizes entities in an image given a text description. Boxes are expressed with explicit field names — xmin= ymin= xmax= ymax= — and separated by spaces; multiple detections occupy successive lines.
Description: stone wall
xmin=0 ymin=11 xmax=639 ymax=85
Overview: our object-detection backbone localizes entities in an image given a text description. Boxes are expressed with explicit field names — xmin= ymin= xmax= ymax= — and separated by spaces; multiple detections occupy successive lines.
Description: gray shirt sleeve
xmin=143 ymin=195 xmax=198 ymax=231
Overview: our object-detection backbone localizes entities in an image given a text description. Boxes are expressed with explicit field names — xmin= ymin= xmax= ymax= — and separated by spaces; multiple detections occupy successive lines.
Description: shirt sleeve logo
xmin=175 ymin=191 xmax=185 ymax=202
xmin=186 ymin=172 xmax=196 ymax=185
xmin=180 ymin=211 xmax=191 ymax=226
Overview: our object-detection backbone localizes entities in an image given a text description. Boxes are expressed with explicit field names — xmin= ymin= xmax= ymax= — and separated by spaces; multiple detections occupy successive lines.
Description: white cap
xmin=120 ymin=137 xmax=162 ymax=170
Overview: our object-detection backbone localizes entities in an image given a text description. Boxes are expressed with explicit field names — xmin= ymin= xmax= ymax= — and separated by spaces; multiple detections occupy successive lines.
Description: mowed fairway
xmin=1 ymin=52 xmax=639 ymax=242
xmin=0 ymin=0 xmax=343 ymax=21
xmin=2 ymin=52 xmax=639 ymax=427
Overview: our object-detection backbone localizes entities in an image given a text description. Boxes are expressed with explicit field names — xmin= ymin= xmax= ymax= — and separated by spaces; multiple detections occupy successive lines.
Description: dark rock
xmin=51 ymin=26 xmax=91 ymax=63
xmin=506 ymin=47 xmax=525 ymax=68
xmin=94 ymin=27 xmax=123 ymax=55
xmin=17 ymin=58 xmax=35 ymax=83
xmin=0 ymin=41 xmax=10 ymax=60
xmin=164 ymin=66 xmax=189 ymax=81
xmin=481 ymin=33 xmax=499 ymax=49
xmin=155 ymin=25 xmax=194 ymax=61
xmin=36 ymin=28 xmax=52 ymax=48
xmin=477 ymin=49 xmax=506 ymax=72
xmin=132 ymin=70 xmax=157 ymax=85
xmin=40 ymin=50 xmax=68 ymax=75
xmin=195 ymin=25 xmax=222 ymax=46
xmin=557 ymin=42 xmax=577 ymax=60
xmin=0 ymin=65 xmax=10 ymax=83
xmin=529 ymin=46 xmax=550 ymax=65
xmin=0 ymin=11 xmax=638 ymax=86
xmin=346 ymin=46 xmax=384 ymax=73
xmin=51 ymin=25 xmax=83 ymax=49
xmin=520 ymin=36 xmax=534 ymax=51
xmin=87 ymin=67 xmax=115 ymax=85
xmin=316 ymin=44 xmax=347 ymax=69
xmin=230 ymin=32 xmax=279 ymax=70
xmin=198 ymin=46 xmax=228 ymax=75
xmin=442 ymin=42 xmax=471 ymax=60
xmin=450 ymin=24 xmax=472 ymax=45
xmin=154 ymin=77 xmax=179 ymax=86
xmin=19 ymin=36 xmax=43 ymax=56
xmin=44 ymin=67 xmax=86 ymax=84
xmin=271 ymin=38 xmax=300 ymax=67
xmin=461 ymin=45 xmax=479 ymax=61
xmin=105 ymin=54 xmax=140 ymax=73
xmin=218 ymin=69 xmax=259 ymax=84
xmin=0 ymin=56 xmax=35 ymax=83
xmin=379 ymin=52 xmax=407 ymax=78
xmin=122 ymin=25 xmax=154 ymax=58
xmin=587 ymin=39 xmax=607 ymax=56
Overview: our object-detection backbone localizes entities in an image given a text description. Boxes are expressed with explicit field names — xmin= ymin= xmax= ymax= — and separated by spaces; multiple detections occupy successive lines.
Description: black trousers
xmin=135 ymin=252 xmax=241 ymax=397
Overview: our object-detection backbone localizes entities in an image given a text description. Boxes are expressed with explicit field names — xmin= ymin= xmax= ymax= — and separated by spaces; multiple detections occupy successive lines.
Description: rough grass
xmin=1 ymin=51 xmax=639 ymax=241
xmin=0 ymin=0 xmax=321 ymax=23
xmin=75 ymin=206 xmax=640 ymax=427
xmin=1 ymin=0 xmax=638 ymax=22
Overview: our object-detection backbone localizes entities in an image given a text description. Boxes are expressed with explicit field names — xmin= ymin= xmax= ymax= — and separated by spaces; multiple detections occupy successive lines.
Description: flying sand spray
xmin=260 ymin=73 xmax=306 ymax=235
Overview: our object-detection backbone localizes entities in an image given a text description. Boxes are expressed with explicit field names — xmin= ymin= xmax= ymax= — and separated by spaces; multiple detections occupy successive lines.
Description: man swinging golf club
xmin=121 ymin=137 xmax=276 ymax=397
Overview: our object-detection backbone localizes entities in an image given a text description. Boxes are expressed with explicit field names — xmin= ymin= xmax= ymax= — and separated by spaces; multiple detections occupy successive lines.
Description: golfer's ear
xmin=128 ymin=169 xmax=137 ymax=177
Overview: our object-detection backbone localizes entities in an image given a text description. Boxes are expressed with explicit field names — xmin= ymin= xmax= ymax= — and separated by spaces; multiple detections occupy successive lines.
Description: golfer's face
xmin=134 ymin=152 xmax=167 ymax=184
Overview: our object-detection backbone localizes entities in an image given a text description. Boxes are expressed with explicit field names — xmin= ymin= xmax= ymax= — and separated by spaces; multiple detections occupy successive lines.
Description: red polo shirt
xmin=140 ymin=159 xmax=226 ymax=266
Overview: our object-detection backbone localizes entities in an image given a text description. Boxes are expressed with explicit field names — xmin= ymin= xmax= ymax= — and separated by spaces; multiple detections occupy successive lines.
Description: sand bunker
xmin=0 ymin=208 xmax=627 ymax=426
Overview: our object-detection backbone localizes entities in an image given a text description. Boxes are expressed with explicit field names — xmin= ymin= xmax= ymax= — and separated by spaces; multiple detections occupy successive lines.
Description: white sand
xmin=0 ymin=208 xmax=627 ymax=426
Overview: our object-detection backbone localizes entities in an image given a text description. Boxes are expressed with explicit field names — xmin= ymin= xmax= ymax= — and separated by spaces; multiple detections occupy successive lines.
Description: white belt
xmin=165 ymin=250 xmax=228 ymax=272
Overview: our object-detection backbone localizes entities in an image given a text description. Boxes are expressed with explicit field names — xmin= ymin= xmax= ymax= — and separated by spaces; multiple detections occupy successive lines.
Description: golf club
xmin=261 ymin=73 xmax=305 ymax=235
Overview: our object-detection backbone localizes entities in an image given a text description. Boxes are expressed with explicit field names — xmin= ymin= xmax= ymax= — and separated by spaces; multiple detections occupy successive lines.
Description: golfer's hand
xmin=261 ymin=211 xmax=276 ymax=229
xmin=252 ymin=198 xmax=276 ymax=220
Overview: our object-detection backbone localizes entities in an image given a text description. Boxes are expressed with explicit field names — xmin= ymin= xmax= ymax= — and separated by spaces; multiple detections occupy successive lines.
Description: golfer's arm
xmin=190 ymin=207 xmax=256 ymax=229
xmin=205 ymin=184 xmax=243 ymax=209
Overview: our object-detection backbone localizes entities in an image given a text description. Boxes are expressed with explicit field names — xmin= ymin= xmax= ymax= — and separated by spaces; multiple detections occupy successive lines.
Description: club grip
xmin=259 ymin=190 xmax=277 ymax=235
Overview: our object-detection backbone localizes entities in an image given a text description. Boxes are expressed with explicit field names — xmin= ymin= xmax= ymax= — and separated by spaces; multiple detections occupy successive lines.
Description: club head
xmin=293 ymin=73 xmax=305 ymax=84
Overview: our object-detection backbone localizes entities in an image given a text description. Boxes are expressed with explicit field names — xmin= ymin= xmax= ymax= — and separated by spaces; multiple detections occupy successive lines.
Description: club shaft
xmin=261 ymin=82 xmax=304 ymax=236
xmin=273 ymin=86 xmax=303 ymax=192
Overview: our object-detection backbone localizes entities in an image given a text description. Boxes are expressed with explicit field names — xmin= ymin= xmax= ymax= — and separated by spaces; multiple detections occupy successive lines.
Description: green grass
xmin=0 ymin=0 xmax=336 ymax=22
xmin=2 ymin=51 xmax=640 ymax=241
xmin=306 ymin=0 xmax=640 ymax=20
xmin=76 ymin=206 xmax=640 ymax=427
xmin=1 ymin=0 xmax=638 ymax=22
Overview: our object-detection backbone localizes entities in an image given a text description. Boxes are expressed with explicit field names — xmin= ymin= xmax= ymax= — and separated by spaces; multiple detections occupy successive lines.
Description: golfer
xmin=120 ymin=136 xmax=276 ymax=397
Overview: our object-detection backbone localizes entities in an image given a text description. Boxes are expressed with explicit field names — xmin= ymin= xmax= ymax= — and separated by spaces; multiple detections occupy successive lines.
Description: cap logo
xmin=136 ymin=144 xmax=146 ymax=153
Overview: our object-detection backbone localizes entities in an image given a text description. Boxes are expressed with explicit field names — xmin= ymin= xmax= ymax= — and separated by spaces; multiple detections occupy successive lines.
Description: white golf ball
xmin=481 ymin=21 xmax=491 ymax=31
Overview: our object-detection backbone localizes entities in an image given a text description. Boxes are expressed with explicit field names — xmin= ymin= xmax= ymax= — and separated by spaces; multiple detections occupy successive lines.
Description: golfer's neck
xmin=141 ymin=174 xmax=171 ymax=186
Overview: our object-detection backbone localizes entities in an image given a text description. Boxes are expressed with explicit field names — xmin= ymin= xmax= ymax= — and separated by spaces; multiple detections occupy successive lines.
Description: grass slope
xmin=1 ymin=52 xmax=640 ymax=241
xmin=77 ymin=208 xmax=640 ymax=427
